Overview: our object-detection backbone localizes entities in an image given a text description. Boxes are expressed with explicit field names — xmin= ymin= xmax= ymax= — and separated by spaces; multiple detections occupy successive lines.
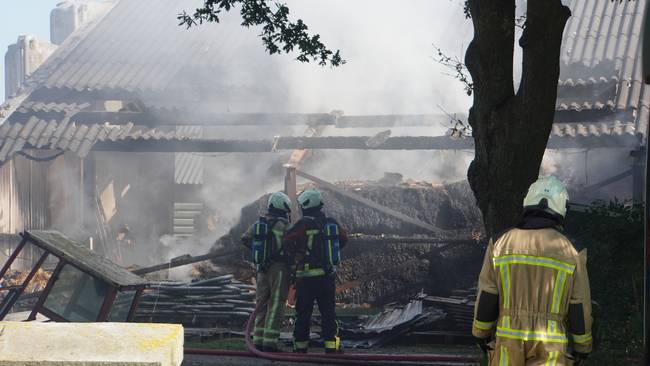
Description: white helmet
xmin=268 ymin=191 xmax=291 ymax=212
xmin=523 ymin=176 xmax=569 ymax=218
xmin=298 ymin=189 xmax=323 ymax=210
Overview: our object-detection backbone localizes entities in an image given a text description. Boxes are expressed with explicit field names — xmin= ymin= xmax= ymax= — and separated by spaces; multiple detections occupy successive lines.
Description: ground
xmin=182 ymin=339 xmax=480 ymax=366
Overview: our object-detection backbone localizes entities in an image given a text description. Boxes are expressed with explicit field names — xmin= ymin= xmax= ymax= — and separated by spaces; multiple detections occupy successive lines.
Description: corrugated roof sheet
xmin=174 ymin=126 xmax=203 ymax=185
xmin=0 ymin=117 xmax=188 ymax=163
xmin=557 ymin=0 xmax=649 ymax=144
xmin=24 ymin=0 xmax=271 ymax=95
xmin=16 ymin=101 xmax=91 ymax=114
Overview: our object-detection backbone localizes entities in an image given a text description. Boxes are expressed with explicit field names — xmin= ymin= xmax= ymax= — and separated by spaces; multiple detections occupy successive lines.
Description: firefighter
xmin=472 ymin=176 xmax=592 ymax=365
xmin=241 ymin=191 xmax=292 ymax=352
xmin=284 ymin=188 xmax=348 ymax=353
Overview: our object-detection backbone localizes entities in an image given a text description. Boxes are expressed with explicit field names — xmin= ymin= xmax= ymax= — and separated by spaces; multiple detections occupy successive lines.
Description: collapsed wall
xmin=211 ymin=179 xmax=484 ymax=305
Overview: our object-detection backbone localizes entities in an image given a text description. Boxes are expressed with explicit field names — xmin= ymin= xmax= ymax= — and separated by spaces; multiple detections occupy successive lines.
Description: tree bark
xmin=465 ymin=0 xmax=570 ymax=239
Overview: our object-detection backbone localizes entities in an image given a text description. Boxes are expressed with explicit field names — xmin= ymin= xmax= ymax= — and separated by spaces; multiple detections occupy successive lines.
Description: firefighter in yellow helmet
xmin=472 ymin=176 xmax=592 ymax=365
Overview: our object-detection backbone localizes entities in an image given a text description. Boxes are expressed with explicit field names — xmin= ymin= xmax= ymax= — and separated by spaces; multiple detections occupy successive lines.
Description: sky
xmin=0 ymin=0 xmax=475 ymax=114
xmin=0 ymin=0 xmax=61 ymax=101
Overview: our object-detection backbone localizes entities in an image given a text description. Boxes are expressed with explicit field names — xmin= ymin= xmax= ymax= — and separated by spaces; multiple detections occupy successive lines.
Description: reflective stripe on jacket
xmin=472 ymin=227 xmax=593 ymax=354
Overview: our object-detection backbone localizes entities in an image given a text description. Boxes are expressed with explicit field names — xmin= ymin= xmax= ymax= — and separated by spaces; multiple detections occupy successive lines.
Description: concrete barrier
xmin=0 ymin=321 xmax=183 ymax=366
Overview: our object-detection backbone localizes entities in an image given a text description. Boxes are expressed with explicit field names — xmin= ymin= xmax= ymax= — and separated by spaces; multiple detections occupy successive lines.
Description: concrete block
xmin=0 ymin=321 xmax=183 ymax=366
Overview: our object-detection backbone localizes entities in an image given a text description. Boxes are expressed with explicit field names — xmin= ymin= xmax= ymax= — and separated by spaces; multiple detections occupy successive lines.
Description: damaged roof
xmin=0 ymin=0 xmax=645 ymax=161
xmin=556 ymin=0 xmax=649 ymax=144
xmin=0 ymin=116 xmax=192 ymax=162
xmin=23 ymin=230 xmax=147 ymax=288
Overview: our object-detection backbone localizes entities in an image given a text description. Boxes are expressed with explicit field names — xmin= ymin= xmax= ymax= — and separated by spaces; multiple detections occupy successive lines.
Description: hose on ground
xmin=185 ymin=297 xmax=481 ymax=365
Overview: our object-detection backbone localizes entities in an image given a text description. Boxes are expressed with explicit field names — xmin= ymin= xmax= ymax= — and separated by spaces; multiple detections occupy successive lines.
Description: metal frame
xmin=28 ymin=259 xmax=64 ymax=321
xmin=0 ymin=234 xmax=145 ymax=322
xmin=0 ymin=250 xmax=49 ymax=319
xmin=127 ymin=289 xmax=143 ymax=322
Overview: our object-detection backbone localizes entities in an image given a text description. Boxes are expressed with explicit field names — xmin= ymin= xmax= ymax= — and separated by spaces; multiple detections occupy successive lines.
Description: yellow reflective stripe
xmin=500 ymin=346 xmax=509 ymax=366
xmin=499 ymin=264 xmax=510 ymax=309
xmin=547 ymin=320 xmax=558 ymax=334
xmin=296 ymin=268 xmax=326 ymax=278
xmin=571 ymin=332 xmax=593 ymax=344
xmin=551 ymin=271 xmax=567 ymax=313
xmin=474 ymin=319 xmax=496 ymax=330
xmin=546 ymin=351 xmax=559 ymax=366
xmin=272 ymin=228 xmax=283 ymax=251
xmin=502 ymin=316 xmax=510 ymax=328
xmin=294 ymin=340 xmax=309 ymax=349
xmin=496 ymin=326 xmax=568 ymax=343
xmin=324 ymin=341 xmax=337 ymax=349
xmin=493 ymin=255 xmax=575 ymax=273
xmin=306 ymin=230 xmax=319 ymax=251
xmin=265 ymin=270 xmax=284 ymax=332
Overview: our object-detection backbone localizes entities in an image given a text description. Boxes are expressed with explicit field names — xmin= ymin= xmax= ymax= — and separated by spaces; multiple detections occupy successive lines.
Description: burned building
xmin=0 ymin=0 xmax=647 ymax=282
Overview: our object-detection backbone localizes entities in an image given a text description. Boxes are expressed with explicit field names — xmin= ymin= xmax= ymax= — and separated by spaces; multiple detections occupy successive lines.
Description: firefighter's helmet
xmin=298 ymin=189 xmax=323 ymax=210
xmin=268 ymin=191 xmax=291 ymax=212
xmin=523 ymin=175 xmax=569 ymax=218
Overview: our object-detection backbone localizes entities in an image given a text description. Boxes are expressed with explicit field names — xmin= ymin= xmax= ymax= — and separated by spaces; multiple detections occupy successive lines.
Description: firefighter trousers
xmin=253 ymin=261 xmax=289 ymax=350
xmin=490 ymin=337 xmax=573 ymax=366
xmin=293 ymin=274 xmax=340 ymax=352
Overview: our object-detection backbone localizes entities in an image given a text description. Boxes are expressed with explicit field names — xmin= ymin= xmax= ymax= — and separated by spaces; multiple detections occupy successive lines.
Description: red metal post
xmin=126 ymin=288 xmax=144 ymax=322
xmin=97 ymin=286 xmax=118 ymax=321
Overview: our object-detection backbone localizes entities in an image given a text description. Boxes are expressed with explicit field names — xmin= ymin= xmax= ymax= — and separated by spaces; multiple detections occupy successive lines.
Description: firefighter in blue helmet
xmin=241 ymin=191 xmax=292 ymax=352
xmin=284 ymin=188 xmax=348 ymax=353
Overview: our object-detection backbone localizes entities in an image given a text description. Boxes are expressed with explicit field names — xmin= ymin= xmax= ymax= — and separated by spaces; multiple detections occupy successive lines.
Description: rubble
xmin=340 ymin=300 xmax=446 ymax=348
xmin=423 ymin=288 xmax=477 ymax=331
xmin=135 ymin=274 xmax=256 ymax=325
xmin=214 ymin=180 xmax=483 ymax=305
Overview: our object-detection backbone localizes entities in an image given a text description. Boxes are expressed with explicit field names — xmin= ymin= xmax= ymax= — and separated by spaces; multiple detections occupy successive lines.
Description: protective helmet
xmin=267 ymin=191 xmax=292 ymax=212
xmin=298 ymin=189 xmax=323 ymax=210
xmin=523 ymin=175 xmax=569 ymax=218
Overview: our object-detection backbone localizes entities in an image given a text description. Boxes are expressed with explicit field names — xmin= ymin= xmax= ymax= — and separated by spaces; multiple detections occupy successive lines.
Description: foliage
xmin=433 ymin=45 xmax=473 ymax=96
xmin=565 ymin=200 xmax=643 ymax=364
xmin=178 ymin=0 xmax=345 ymax=67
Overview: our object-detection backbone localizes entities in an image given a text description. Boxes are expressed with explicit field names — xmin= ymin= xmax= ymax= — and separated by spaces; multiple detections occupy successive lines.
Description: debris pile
xmin=135 ymin=274 xmax=255 ymax=325
xmin=423 ymin=288 xmax=476 ymax=331
xmin=0 ymin=269 xmax=51 ymax=293
xmin=214 ymin=180 xmax=483 ymax=305
xmin=340 ymin=300 xmax=446 ymax=348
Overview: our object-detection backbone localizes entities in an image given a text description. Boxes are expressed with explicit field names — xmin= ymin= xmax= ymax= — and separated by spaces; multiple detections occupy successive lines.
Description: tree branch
xmin=178 ymin=0 xmax=345 ymax=67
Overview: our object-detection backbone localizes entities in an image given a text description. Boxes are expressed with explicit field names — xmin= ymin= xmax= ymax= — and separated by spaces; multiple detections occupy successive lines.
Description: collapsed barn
xmin=0 ymin=0 xmax=646 ymax=342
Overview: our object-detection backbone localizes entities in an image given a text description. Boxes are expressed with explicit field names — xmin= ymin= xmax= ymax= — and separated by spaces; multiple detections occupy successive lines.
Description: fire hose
xmin=184 ymin=299 xmax=482 ymax=365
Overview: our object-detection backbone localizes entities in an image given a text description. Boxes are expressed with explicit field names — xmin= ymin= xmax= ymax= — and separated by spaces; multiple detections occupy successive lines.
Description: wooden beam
xmin=131 ymin=247 xmax=242 ymax=275
xmin=578 ymin=169 xmax=633 ymax=196
xmin=91 ymin=136 xmax=474 ymax=153
xmin=295 ymin=169 xmax=454 ymax=235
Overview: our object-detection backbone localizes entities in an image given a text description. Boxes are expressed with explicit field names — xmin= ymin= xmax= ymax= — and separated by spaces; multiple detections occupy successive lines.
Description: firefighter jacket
xmin=284 ymin=209 xmax=348 ymax=278
xmin=472 ymin=215 xmax=593 ymax=356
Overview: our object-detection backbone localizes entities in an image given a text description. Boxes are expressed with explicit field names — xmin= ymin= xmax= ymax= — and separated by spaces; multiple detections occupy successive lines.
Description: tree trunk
xmin=465 ymin=0 xmax=570 ymax=239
